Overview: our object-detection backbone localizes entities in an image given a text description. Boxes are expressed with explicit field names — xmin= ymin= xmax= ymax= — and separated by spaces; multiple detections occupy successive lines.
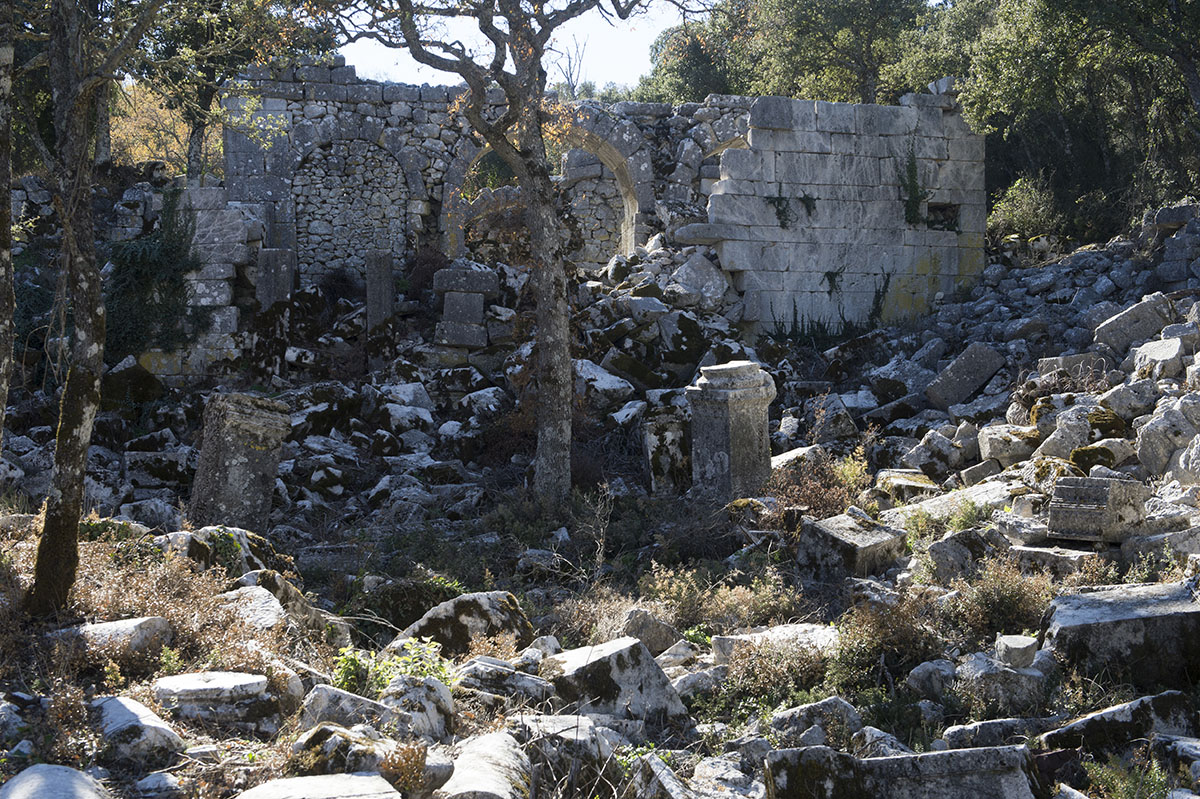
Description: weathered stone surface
xmin=455 ymin=656 xmax=555 ymax=703
xmin=1042 ymin=581 xmax=1200 ymax=690
xmin=711 ymin=623 xmax=839 ymax=666
xmin=977 ymin=424 xmax=1041 ymax=468
xmin=1040 ymin=691 xmax=1197 ymax=755
xmin=438 ymin=732 xmax=530 ymax=799
xmin=189 ymin=393 xmax=291 ymax=534
xmin=905 ymin=659 xmax=956 ymax=701
xmin=954 ymin=652 xmax=1047 ymax=716
xmin=995 ymin=634 xmax=1038 ymax=669
xmin=379 ymin=674 xmax=454 ymax=741
xmin=234 ymin=773 xmax=402 ymax=798
xmin=388 ymin=591 xmax=533 ymax=656
xmin=1094 ymin=292 xmax=1176 ymax=353
xmin=763 ymin=745 xmax=1043 ymax=798
xmin=153 ymin=671 xmax=280 ymax=734
xmin=926 ymin=343 xmax=1006 ymax=411
xmin=94 ymin=696 xmax=183 ymax=764
xmin=620 ymin=609 xmax=682 ymax=656
xmin=1046 ymin=476 xmax=1150 ymax=543
xmin=770 ymin=697 xmax=863 ymax=739
xmin=687 ymin=361 xmax=776 ymax=502
xmin=538 ymin=636 xmax=687 ymax=722
xmin=790 ymin=507 xmax=907 ymax=577
xmin=0 ymin=765 xmax=112 ymax=799
xmin=298 ymin=684 xmax=409 ymax=732
xmin=52 ymin=616 xmax=172 ymax=661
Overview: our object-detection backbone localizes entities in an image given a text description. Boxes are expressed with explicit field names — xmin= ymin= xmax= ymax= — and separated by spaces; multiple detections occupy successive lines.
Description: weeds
xmin=944 ymin=555 xmax=1053 ymax=652
xmin=762 ymin=444 xmax=872 ymax=527
xmin=1083 ymin=744 xmax=1173 ymax=799
xmin=826 ymin=592 xmax=944 ymax=700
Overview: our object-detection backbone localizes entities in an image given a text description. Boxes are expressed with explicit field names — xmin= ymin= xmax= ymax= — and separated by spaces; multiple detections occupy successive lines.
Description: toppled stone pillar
xmin=686 ymin=361 xmax=776 ymax=502
xmin=256 ymin=248 xmax=296 ymax=312
xmin=364 ymin=250 xmax=395 ymax=331
xmin=189 ymin=394 xmax=291 ymax=534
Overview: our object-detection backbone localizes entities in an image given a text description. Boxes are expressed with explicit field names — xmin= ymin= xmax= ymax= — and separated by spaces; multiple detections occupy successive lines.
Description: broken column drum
xmin=686 ymin=361 xmax=776 ymax=502
xmin=189 ymin=393 xmax=291 ymax=533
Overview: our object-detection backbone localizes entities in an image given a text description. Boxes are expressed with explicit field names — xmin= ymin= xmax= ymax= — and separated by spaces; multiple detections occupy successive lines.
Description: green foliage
xmin=631 ymin=3 xmax=754 ymax=103
xmin=158 ymin=646 xmax=184 ymax=676
xmin=331 ymin=638 xmax=457 ymax=697
xmin=1123 ymin=544 xmax=1186 ymax=584
xmin=1083 ymin=746 xmax=1173 ymax=799
xmin=896 ymin=139 xmax=931 ymax=225
xmin=988 ymin=172 xmax=1068 ymax=244
xmin=751 ymin=0 xmax=924 ymax=103
xmin=105 ymin=190 xmax=211 ymax=364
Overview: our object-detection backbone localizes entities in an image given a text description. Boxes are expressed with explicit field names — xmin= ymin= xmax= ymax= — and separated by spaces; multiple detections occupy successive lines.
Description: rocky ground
xmin=3 ymin=196 xmax=1200 ymax=797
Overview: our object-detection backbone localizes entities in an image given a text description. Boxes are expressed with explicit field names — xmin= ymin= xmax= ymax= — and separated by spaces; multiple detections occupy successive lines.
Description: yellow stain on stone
xmin=138 ymin=350 xmax=182 ymax=376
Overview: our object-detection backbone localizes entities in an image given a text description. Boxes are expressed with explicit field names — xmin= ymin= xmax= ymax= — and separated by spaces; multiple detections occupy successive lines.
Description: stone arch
xmin=438 ymin=104 xmax=653 ymax=260
xmin=292 ymin=139 xmax=410 ymax=287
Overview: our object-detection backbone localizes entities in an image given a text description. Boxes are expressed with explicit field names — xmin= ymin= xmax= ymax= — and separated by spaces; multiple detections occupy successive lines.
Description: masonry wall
xmin=687 ymin=94 xmax=986 ymax=333
xmin=215 ymin=57 xmax=983 ymax=352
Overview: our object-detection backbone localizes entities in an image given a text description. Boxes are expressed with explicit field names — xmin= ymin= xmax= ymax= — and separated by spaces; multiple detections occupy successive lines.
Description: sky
xmin=338 ymin=3 xmax=687 ymax=90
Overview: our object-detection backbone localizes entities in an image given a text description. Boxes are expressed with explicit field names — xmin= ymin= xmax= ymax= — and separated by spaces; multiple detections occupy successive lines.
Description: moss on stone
xmin=1087 ymin=407 xmax=1127 ymax=439
xmin=1070 ymin=444 xmax=1116 ymax=473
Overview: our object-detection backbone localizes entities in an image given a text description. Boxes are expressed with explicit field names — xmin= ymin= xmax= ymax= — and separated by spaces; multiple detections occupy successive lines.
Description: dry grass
xmin=637 ymin=561 xmax=807 ymax=635
xmin=762 ymin=444 xmax=873 ymax=527
xmin=944 ymin=555 xmax=1054 ymax=651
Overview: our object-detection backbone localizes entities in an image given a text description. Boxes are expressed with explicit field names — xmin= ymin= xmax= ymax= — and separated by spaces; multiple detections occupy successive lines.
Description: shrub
xmin=1083 ymin=746 xmax=1173 ymax=799
xmin=762 ymin=445 xmax=872 ymax=528
xmin=697 ymin=639 xmax=826 ymax=724
xmin=331 ymin=638 xmax=456 ymax=697
xmin=987 ymin=172 xmax=1067 ymax=245
xmin=825 ymin=593 xmax=945 ymax=699
xmin=944 ymin=555 xmax=1053 ymax=651
xmin=637 ymin=561 xmax=806 ymax=635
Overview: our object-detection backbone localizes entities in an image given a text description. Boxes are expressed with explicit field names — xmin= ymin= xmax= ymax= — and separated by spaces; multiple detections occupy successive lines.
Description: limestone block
xmin=443 ymin=291 xmax=485 ymax=325
xmin=0 ymin=765 xmax=113 ymax=799
xmin=620 ymin=609 xmax=683 ymax=657
xmin=926 ymin=342 xmax=1006 ymax=410
xmin=1128 ymin=336 xmax=1187 ymax=379
xmin=52 ymin=616 xmax=172 ymax=661
xmin=234 ymin=774 xmax=402 ymax=799
xmin=186 ymin=279 xmax=234 ymax=307
xmin=434 ymin=321 xmax=488 ymax=349
xmin=1043 ymin=582 xmax=1200 ymax=690
xmin=539 ymin=637 xmax=687 ymax=722
xmin=791 ymin=508 xmax=908 ymax=578
xmin=763 ymin=745 xmax=1042 ymax=799
xmin=855 ymin=104 xmax=917 ymax=137
xmin=977 ymin=424 xmax=1040 ymax=468
xmin=687 ymin=361 xmax=776 ymax=502
xmin=93 ymin=696 xmax=183 ymax=763
xmin=438 ymin=732 xmax=531 ymax=799
xmin=299 ymin=684 xmax=410 ymax=732
xmin=711 ymin=623 xmax=839 ymax=665
xmin=719 ymin=148 xmax=774 ymax=182
xmin=955 ymin=652 xmax=1046 ymax=715
xmin=379 ymin=674 xmax=454 ymax=741
xmin=1040 ymin=691 xmax=1197 ymax=756
xmin=995 ymin=635 xmax=1038 ymax=669
xmin=387 ymin=591 xmax=533 ymax=657
xmin=1046 ymin=476 xmax=1150 ymax=543
xmin=188 ymin=393 xmax=290 ymax=533
xmin=455 ymin=657 xmax=555 ymax=704
xmin=770 ymin=697 xmax=864 ymax=738
xmin=432 ymin=267 xmax=499 ymax=297
xmin=814 ymin=100 xmax=857 ymax=133
xmin=1093 ymin=292 xmax=1176 ymax=354
xmin=154 ymin=671 xmax=280 ymax=734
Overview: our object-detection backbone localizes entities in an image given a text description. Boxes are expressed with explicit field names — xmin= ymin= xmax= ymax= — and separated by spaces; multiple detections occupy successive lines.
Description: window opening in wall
xmin=926 ymin=203 xmax=960 ymax=232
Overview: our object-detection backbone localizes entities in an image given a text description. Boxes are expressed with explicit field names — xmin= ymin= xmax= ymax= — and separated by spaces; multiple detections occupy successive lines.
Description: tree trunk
xmin=0 ymin=0 xmax=14 ymax=447
xmin=93 ymin=81 xmax=111 ymax=168
xmin=1173 ymin=51 xmax=1200 ymax=123
xmin=527 ymin=180 xmax=572 ymax=502
xmin=27 ymin=0 xmax=106 ymax=616
xmin=186 ymin=117 xmax=207 ymax=179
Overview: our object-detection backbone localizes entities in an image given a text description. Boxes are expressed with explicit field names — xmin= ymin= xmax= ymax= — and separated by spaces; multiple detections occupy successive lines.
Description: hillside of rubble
xmin=4 ymin=192 xmax=1200 ymax=799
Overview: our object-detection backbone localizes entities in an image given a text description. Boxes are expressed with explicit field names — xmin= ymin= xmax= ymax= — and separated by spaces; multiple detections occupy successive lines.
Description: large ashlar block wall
xmin=686 ymin=93 xmax=986 ymax=332
xmin=148 ymin=59 xmax=984 ymax=384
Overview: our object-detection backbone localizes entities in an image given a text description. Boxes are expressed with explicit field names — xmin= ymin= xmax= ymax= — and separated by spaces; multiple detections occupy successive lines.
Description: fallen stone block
xmin=763 ymin=744 xmax=1044 ymax=799
xmin=711 ymin=623 xmax=839 ymax=666
xmin=1093 ymin=292 xmax=1176 ymax=354
xmin=234 ymin=773 xmax=403 ymax=798
xmin=788 ymin=507 xmax=907 ymax=578
xmin=926 ymin=342 xmax=1006 ymax=411
xmin=1046 ymin=476 xmax=1151 ymax=543
xmin=153 ymin=671 xmax=280 ymax=735
xmin=1042 ymin=581 xmax=1200 ymax=690
xmin=438 ymin=732 xmax=531 ymax=799
xmin=978 ymin=424 xmax=1041 ymax=468
xmin=94 ymin=696 xmax=183 ymax=764
xmin=298 ymin=684 xmax=409 ymax=732
xmin=1040 ymin=691 xmax=1197 ymax=756
xmin=539 ymin=636 xmax=687 ymax=722
xmin=388 ymin=591 xmax=533 ymax=657
xmin=0 ymin=764 xmax=113 ymax=799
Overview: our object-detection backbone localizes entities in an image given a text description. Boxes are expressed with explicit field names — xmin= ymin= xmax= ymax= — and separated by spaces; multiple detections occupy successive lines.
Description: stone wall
xmin=682 ymin=91 xmax=986 ymax=333
xmin=218 ymin=57 xmax=983 ymax=342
